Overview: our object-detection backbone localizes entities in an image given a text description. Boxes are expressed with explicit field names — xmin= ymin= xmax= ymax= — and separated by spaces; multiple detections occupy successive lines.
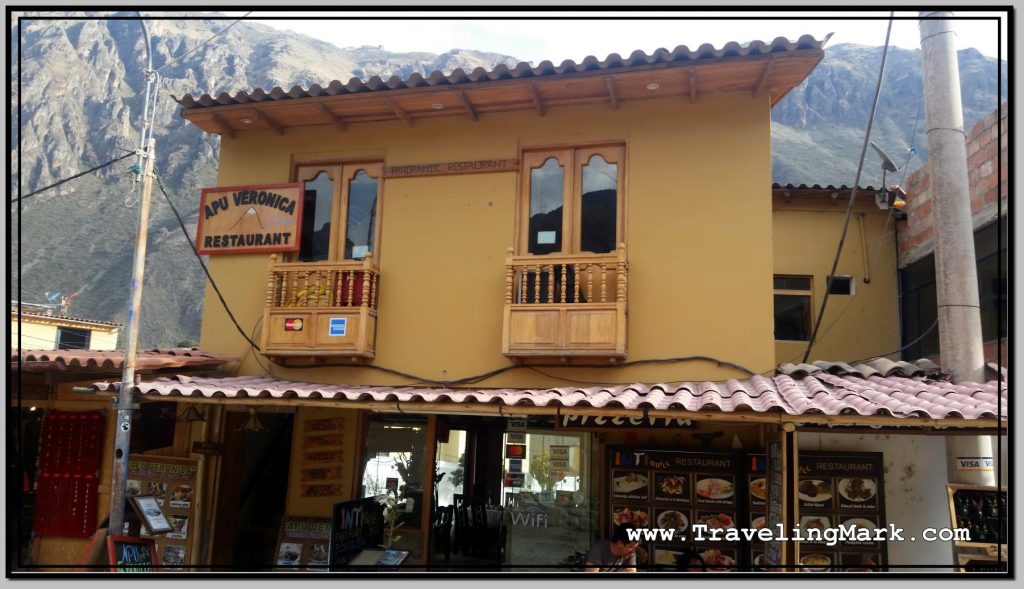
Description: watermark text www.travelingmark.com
xmin=627 ymin=524 xmax=971 ymax=546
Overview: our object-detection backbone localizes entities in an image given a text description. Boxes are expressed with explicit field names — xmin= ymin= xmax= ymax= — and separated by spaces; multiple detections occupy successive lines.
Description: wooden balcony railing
xmin=260 ymin=253 xmax=379 ymax=363
xmin=502 ymin=244 xmax=627 ymax=362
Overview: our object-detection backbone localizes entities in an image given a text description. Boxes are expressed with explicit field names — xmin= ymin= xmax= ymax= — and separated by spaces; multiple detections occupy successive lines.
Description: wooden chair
xmin=431 ymin=505 xmax=453 ymax=562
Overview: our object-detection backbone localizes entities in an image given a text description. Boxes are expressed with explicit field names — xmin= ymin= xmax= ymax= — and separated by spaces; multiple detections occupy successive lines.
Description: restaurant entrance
xmin=430 ymin=417 xmax=505 ymax=569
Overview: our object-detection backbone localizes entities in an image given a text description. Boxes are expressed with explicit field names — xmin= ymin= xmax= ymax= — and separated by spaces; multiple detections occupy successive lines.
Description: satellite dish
xmin=870 ymin=141 xmax=899 ymax=173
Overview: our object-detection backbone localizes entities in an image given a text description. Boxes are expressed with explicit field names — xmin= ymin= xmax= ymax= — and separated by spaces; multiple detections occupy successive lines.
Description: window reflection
xmin=345 ymin=170 xmax=379 ymax=260
xmin=528 ymin=158 xmax=564 ymax=255
xmin=299 ymin=171 xmax=333 ymax=262
xmin=580 ymin=155 xmax=617 ymax=254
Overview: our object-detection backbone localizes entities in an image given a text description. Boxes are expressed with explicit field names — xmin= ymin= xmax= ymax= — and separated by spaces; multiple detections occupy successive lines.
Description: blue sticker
xmin=328 ymin=317 xmax=347 ymax=336
xmin=509 ymin=459 xmax=523 ymax=474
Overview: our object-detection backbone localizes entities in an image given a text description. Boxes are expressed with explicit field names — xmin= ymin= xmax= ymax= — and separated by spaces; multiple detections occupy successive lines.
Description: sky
xmin=218 ymin=10 xmax=1007 ymax=65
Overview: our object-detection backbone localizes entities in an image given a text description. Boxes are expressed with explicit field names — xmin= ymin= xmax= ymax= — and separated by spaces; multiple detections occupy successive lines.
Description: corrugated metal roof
xmin=12 ymin=348 xmax=239 ymax=373
xmin=174 ymin=35 xmax=830 ymax=110
xmin=89 ymin=369 xmax=1005 ymax=421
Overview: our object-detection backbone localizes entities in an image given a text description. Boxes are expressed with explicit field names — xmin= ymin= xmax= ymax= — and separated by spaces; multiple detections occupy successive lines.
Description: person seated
xmin=583 ymin=525 xmax=639 ymax=572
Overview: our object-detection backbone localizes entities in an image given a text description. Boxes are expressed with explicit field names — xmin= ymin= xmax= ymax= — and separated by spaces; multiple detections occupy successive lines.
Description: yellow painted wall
xmin=771 ymin=203 xmax=901 ymax=364
xmin=199 ymin=93 xmax=776 ymax=385
xmin=12 ymin=314 xmax=119 ymax=350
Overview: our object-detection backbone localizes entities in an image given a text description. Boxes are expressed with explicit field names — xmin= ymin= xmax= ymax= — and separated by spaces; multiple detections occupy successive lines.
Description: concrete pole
xmin=108 ymin=137 xmax=157 ymax=532
xmin=919 ymin=12 xmax=994 ymax=487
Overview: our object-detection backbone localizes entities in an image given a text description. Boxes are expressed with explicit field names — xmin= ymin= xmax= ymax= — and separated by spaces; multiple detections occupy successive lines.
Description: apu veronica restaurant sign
xmin=196 ymin=183 xmax=304 ymax=255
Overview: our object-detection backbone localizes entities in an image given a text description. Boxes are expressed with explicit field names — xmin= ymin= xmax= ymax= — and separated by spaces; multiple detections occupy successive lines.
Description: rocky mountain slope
xmin=10 ymin=13 xmax=1006 ymax=347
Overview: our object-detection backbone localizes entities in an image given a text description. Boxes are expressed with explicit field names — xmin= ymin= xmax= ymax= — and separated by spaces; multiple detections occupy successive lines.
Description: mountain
xmin=10 ymin=14 xmax=1007 ymax=347
xmin=772 ymin=43 xmax=1007 ymax=184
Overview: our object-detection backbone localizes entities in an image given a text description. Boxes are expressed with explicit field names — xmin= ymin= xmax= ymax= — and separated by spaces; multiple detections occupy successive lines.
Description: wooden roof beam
xmin=605 ymin=77 xmax=619 ymax=110
xmin=253 ymin=109 xmax=284 ymax=136
xmin=209 ymin=113 xmax=235 ymax=139
xmin=527 ymin=83 xmax=546 ymax=117
xmin=687 ymin=67 xmax=697 ymax=103
xmin=456 ymin=90 xmax=478 ymax=121
xmin=316 ymin=103 xmax=347 ymax=131
xmin=753 ymin=55 xmax=775 ymax=98
xmin=384 ymin=96 xmax=413 ymax=127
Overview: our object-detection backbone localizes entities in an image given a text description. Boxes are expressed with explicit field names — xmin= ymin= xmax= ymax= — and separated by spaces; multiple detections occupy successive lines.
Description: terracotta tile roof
xmin=12 ymin=348 xmax=239 ymax=373
xmin=89 ymin=371 xmax=1005 ymax=421
xmin=175 ymin=35 xmax=830 ymax=110
xmin=772 ymin=183 xmax=882 ymax=192
xmin=776 ymin=358 xmax=939 ymax=379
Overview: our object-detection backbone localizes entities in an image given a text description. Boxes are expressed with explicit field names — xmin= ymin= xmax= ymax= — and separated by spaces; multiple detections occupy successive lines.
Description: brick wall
xmin=897 ymin=102 xmax=1008 ymax=266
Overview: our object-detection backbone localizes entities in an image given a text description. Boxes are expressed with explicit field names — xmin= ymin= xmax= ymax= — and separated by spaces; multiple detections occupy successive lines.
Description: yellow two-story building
xmin=86 ymin=34 xmax=1004 ymax=573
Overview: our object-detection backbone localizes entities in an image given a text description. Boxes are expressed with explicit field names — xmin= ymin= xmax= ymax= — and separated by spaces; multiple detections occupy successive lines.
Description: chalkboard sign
xmin=328 ymin=497 xmax=384 ymax=570
xmin=107 ymin=535 xmax=158 ymax=572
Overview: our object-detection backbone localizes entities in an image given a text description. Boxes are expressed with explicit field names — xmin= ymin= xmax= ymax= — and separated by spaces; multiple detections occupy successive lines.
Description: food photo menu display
xmin=797 ymin=453 xmax=887 ymax=572
xmin=609 ymin=449 xmax=742 ymax=571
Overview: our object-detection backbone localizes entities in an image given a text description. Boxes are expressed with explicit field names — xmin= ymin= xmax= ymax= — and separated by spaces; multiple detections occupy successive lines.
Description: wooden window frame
xmin=290 ymin=161 xmax=385 ymax=262
xmin=773 ymin=274 xmax=814 ymax=342
xmin=516 ymin=144 xmax=626 ymax=256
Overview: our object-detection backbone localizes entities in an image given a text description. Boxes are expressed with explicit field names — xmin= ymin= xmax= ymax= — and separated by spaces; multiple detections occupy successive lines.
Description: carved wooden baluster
xmin=600 ymin=264 xmax=608 ymax=302
xmin=586 ymin=264 xmax=594 ymax=302
xmin=265 ymin=255 xmax=277 ymax=307
xmin=560 ymin=264 xmax=567 ymax=303
xmin=573 ymin=263 xmax=581 ymax=303
xmin=520 ymin=265 xmax=527 ymax=304
xmin=361 ymin=254 xmax=373 ymax=308
xmin=536 ymin=266 xmax=544 ymax=303
xmin=289 ymin=268 xmax=298 ymax=306
xmin=346 ymin=270 xmax=355 ymax=307
xmin=617 ymin=244 xmax=627 ymax=303
xmin=371 ymin=273 xmax=378 ymax=309
xmin=504 ymin=248 xmax=514 ymax=305
xmin=313 ymin=271 xmax=322 ymax=307
xmin=300 ymin=270 xmax=309 ymax=307
xmin=331 ymin=270 xmax=341 ymax=307
xmin=547 ymin=265 xmax=554 ymax=303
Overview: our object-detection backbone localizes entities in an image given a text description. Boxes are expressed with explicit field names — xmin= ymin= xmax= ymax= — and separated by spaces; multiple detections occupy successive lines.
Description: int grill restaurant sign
xmin=196 ymin=183 xmax=304 ymax=255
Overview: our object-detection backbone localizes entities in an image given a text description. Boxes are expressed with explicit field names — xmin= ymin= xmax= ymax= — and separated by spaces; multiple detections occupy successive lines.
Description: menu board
xmin=275 ymin=517 xmax=332 ymax=570
xmin=609 ymin=449 xmax=741 ymax=571
xmin=299 ymin=416 xmax=346 ymax=498
xmin=126 ymin=455 xmax=199 ymax=571
xmin=794 ymin=452 xmax=887 ymax=572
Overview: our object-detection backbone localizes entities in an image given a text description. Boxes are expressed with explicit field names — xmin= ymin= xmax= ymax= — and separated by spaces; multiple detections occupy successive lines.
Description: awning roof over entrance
xmin=90 ymin=371 xmax=1007 ymax=426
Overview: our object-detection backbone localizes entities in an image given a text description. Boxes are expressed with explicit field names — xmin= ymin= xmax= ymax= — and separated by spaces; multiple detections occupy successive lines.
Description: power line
xmin=802 ymin=13 xmax=896 ymax=364
xmin=154 ymin=12 xmax=252 ymax=73
xmin=154 ymin=173 xmax=262 ymax=351
xmin=11 ymin=153 xmax=135 ymax=203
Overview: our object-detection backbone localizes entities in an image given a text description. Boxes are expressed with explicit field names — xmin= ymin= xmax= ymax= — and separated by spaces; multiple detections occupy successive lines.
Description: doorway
xmin=211 ymin=411 xmax=294 ymax=570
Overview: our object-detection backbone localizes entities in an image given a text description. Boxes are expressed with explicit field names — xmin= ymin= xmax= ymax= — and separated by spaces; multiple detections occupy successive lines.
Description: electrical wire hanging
xmin=155 ymin=173 xmax=262 ymax=352
xmin=11 ymin=153 xmax=135 ymax=203
xmin=802 ymin=13 xmax=896 ymax=364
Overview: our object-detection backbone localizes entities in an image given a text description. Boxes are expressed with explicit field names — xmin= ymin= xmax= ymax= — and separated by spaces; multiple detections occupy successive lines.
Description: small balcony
xmin=261 ymin=254 xmax=379 ymax=364
xmin=502 ymin=245 xmax=627 ymax=363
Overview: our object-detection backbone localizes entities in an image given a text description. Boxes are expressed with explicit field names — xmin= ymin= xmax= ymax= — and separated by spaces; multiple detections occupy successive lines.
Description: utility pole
xmin=109 ymin=13 xmax=159 ymax=532
xmin=919 ymin=12 xmax=994 ymax=487
xmin=109 ymin=136 xmax=156 ymax=531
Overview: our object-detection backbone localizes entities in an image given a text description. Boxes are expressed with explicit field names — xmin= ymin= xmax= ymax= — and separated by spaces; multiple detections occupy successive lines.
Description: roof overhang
xmin=178 ymin=35 xmax=830 ymax=137
xmin=86 ymin=372 xmax=1006 ymax=431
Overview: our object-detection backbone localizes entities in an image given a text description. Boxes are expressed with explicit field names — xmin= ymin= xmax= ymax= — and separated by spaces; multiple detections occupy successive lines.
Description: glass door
xmin=501 ymin=430 xmax=597 ymax=571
